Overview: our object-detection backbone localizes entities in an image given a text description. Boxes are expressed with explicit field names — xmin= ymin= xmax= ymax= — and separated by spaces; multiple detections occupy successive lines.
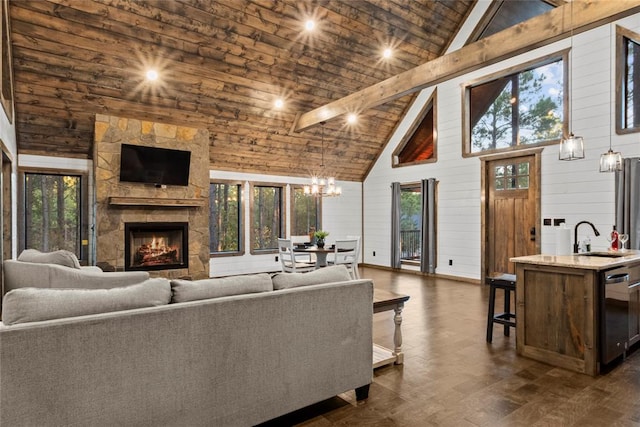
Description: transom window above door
xmin=464 ymin=53 xmax=567 ymax=156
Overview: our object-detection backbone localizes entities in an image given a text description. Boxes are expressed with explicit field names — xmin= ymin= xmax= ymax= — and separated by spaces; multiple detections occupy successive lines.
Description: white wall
xmin=209 ymin=170 xmax=362 ymax=277
xmin=363 ymin=13 xmax=640 ymax=281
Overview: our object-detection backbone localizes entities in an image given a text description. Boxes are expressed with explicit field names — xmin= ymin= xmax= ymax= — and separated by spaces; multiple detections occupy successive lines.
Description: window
xmin=494 ymin=162 xmax=530 ymax=191
xmin=250 ymin=183 xmax=284 ymax=253
xmin=400 ymin=184 xmax=422 ymax=263
xmin=291 ymin=186 xmax=321 ymax=237
xmin=616 ymin=26 xmax=640 ymax=134
xmin=465 ymin=55 xmax=565 ymax=155
xmin=21 ymin=171 xmax=87 ymax=260
xmin=393 ymin=90 xmax=437 ymax=167
xmin=209 ymin=181 xmax=243 ymax=255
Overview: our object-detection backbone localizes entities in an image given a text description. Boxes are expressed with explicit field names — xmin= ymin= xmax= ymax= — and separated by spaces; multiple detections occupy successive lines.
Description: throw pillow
xmin=1 ymin=278 xmax=171 ymax=325
xmin=171 ymin=273 xmax=273 ymax=303
xmin=18 ymin=249 xmax=82 ymax=269
xmin=272 ymin=265 xmax=351 ymax=290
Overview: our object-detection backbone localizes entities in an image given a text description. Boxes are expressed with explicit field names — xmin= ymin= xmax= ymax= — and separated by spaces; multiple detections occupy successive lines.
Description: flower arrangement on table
xmin=314 ymin=230 xmax=329 ymax=248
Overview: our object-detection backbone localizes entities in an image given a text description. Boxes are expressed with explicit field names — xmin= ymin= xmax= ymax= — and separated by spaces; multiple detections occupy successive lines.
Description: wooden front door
xmin=483 ymin=152 xmax=540 ymax=277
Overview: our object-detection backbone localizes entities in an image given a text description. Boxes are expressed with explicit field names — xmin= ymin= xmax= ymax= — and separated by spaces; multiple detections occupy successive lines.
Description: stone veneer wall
xmin=94 ymin=114 xmax=210 ymax=279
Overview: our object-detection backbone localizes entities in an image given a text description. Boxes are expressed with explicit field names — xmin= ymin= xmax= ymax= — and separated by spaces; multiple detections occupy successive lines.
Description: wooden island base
xmin=515 ymin=263 xmax=598 ymax=376
xmin=513 ymin=251 xmax=640 ymax=376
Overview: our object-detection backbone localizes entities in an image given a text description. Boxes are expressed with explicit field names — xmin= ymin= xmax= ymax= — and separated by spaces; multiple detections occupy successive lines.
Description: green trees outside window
xmin=400 ymin=185 xmax=421 ymax=261
xmin=251 ymin=185 xmax=284 ymax=252
xmin=469 ymin=58 xmax=564 ymax=153
xmin=622 ymin=36 xmax=640 ymax=130
xmin=24 ymin=173 xmax=81 ymax=254
xmin=209 ymin=182 xmax=242 ymax=254
xmin=291 ymin=187 xmax=321 ymax=237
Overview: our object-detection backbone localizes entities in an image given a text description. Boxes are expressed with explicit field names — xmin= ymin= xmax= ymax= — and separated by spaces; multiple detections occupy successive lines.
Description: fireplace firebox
xmin=124 ymin=222 xmax=188 ymax=271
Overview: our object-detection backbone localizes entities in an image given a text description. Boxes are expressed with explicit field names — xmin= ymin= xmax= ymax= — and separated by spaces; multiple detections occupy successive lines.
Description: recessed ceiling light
xmin=347 ymin=113 xmax=357 ymax=124
xmin=383 ymin=48 xmax=393 ymax=59
xmin=274 ymin=98 xmax=284 ymax=109
xmin=305 ymin=19 xmax=315 ymax=31
xmin=146 ymin=69 xmax=159 ymax=81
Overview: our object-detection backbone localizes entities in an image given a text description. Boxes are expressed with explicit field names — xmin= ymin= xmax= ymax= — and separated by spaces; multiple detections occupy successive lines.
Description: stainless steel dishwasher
xmin=600 ymin=267 xmax=631 ymax=365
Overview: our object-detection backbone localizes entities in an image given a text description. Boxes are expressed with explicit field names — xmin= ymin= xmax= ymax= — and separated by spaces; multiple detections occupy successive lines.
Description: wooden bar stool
xmin=486 ymin=273 xmax=516 ymax=343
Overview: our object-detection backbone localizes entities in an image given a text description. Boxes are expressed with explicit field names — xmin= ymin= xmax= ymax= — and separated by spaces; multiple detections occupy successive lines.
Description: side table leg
xmin=393 ymin=302 xmax=405 ymax=364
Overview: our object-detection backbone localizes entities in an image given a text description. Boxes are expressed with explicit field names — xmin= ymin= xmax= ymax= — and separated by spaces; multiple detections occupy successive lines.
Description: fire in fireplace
xmin=124 ymin=222 xmax=188 ymax=271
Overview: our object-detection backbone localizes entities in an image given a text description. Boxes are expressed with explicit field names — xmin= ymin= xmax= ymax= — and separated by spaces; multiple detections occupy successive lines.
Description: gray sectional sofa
xmin=0 ymin=263 xmax=373 ymax=426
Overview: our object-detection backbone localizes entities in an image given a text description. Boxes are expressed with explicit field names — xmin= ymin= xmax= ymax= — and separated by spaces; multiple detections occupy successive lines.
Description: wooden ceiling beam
xmin=293 ymin=0 xmax=640 ymax=132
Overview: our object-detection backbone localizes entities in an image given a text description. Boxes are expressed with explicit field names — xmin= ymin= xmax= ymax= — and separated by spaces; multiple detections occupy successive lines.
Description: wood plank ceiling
xmin=8 ymin=0 xmax=476 ymax=181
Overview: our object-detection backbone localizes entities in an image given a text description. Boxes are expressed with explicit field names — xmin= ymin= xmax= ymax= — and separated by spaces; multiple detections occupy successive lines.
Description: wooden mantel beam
xmin=293 ymin=0 xmax=640 ymax=133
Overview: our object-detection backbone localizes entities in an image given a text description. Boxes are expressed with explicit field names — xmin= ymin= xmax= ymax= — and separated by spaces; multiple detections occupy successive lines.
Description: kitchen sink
xmin=580 ymin=252 xmax=626 ymax=258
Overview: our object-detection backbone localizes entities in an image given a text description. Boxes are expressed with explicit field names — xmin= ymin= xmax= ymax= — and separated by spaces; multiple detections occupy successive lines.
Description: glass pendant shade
xmin=558 ymin=133 xmax=585 ymax=160
xmin=599 ymin=148 xmax=622 ymax=172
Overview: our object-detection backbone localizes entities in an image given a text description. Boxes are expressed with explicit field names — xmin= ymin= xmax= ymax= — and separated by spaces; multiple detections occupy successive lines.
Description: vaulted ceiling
xmin=7 ymin=0 xmax=560 ymax=182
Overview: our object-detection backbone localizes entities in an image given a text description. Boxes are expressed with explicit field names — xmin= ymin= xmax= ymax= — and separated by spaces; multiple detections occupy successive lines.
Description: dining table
xmin=292 ymin=246 xmax=342 ymax=268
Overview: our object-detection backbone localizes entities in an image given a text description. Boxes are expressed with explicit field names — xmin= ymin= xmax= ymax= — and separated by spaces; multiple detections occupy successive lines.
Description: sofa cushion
xmin=1 ymin=278 xmax=171 ymax=325
xmin=18 ymin=249 xmax=82 ymax=269
xmin=272 ymin=265 xmax=352 ymax=290
xmin=170 ymin=273 xmax=273 ymax=303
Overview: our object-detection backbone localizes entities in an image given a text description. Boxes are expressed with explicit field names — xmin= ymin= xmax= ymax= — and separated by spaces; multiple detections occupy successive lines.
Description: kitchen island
xmin=511 ymin=251 xmax=640 ymax=376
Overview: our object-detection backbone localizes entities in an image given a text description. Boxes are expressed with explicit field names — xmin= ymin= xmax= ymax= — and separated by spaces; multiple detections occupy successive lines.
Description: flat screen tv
xmin=119 ymin=144 xmax=191 ymax=186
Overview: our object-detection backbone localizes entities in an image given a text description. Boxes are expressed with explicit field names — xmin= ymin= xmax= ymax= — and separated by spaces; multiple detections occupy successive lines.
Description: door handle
xmin=530 ymin=226 xmax=536 ymax=241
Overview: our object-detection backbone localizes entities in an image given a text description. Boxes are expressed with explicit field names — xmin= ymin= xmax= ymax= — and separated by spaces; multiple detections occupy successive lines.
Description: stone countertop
xmin=510 ymin=250 xmax=640 ymax=271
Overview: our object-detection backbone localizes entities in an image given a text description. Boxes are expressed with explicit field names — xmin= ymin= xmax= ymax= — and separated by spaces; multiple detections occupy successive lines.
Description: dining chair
xmin=277 ymin=238 xmax=315 ymax=273
xmin=346 ymin=235 xmax=361 ymax=279
xmin=290 ymin=235 xmax=313 ymax=263
xmin=332 ymin=238 xmax=359 ymax=279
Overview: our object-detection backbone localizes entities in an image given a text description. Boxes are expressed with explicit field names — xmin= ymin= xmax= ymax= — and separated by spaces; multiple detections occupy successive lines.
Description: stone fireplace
xmin=94 ymin=114 xmax=210 ymax=279
xmin=124 ymin=222 xmax=188 ymax=271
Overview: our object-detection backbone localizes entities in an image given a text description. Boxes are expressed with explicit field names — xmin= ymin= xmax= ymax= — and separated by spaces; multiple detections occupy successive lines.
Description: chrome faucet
xmin=574 ymin=221 xmax=600 ymax=253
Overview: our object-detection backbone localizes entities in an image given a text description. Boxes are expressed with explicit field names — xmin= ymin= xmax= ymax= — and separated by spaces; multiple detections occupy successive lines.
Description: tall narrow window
xmin=616 ymin=26 xmax=640 ymax=133
xmin=250 ymin=184 xmax=284 ymax=253
xmin=22 ymin=172 xmax=84 ymax=258
xmin=291 ymin=186 xmax=321 ymax=237
xmin=400 ymin=184 xmax=422 ymax=263
xmin=209 ymin=182 xmax=243 ymax=255
xmin=465 ymin=55 xmax=565 ymax=155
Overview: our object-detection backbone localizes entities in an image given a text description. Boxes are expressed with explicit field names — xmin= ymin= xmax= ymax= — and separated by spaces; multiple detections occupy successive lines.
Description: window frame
xmin=399 ymin=182 xmax=422 ymax=266
xmin=462 ymin=50 xmax=568 ymax=157
xmin=615 ymin=25 xmax=640 ymax=135
xmin=18 ymin=167 xmax=89 ymax=263
xmin=392 ymin=89 xmax=438 ymax=167
xmin=290 ymin=185 xmax=322 ymax=238
xmin=209 ymin=180 xmax=244 ymax=258
xmin=249 ymin=182 xmax=285 ymax=255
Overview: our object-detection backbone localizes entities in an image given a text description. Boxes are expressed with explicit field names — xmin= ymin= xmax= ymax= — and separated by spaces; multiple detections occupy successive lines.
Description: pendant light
xmin=303 ymin=122 xmax=342 ymax=197
xmin=559 ymin=0 xmax=585 ymax=161
xmin=599 ymin=24 xmax=622 ymax=173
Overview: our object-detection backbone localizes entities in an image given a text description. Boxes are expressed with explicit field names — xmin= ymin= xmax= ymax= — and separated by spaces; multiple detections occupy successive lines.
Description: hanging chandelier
xmin=303 ymin=122 xmax=342 ymax=197
xmin=559 ymin=0 xmax=585 ymax=161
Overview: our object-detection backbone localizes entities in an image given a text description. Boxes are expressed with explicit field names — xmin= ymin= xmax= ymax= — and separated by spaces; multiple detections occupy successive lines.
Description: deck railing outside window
xmin=400 ymin=229 xmax=420 ymax=261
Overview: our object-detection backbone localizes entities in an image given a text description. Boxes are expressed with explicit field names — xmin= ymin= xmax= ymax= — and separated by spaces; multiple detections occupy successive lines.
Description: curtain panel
xmin=390 ymin=182 xmax=401 ymax=268
xmin=615 ymin=158 xmax=640 ymax=249
xmin=420 ymin=178 xmax=437 ymax=274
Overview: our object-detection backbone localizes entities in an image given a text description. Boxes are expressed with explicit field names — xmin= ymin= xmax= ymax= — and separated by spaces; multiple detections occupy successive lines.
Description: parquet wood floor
xmin=261 ymin=267 xmax=640 ymax=426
